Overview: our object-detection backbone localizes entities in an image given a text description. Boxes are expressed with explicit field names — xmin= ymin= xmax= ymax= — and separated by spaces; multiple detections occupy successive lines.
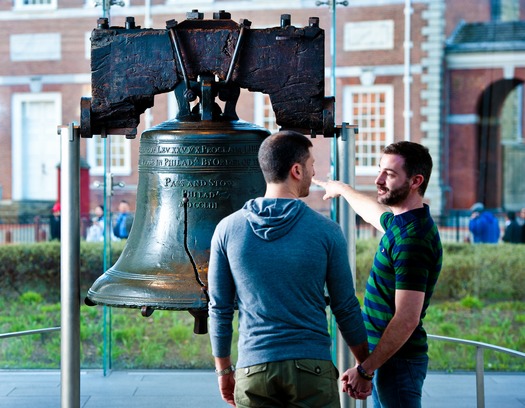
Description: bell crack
xmin=182 ymin=193 xmax=210 ymax=303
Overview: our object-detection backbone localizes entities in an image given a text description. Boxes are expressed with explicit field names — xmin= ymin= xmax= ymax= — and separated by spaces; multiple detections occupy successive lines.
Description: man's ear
xmin=411 ymin=174 xmax=424 ymax=190
xmin=290 ymin=163 xmax=302 ymax=180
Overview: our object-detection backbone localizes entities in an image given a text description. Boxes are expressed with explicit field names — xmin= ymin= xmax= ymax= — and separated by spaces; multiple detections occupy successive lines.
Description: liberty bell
xmin=86 ymin=75 xmax=269 ymax=333
xmin=82 ymin=11 xmax=330 ymax=334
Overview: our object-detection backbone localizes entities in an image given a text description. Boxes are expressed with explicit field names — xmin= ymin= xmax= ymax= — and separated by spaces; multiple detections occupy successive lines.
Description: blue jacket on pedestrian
xmin=469 ymin=211 xmax=500 ymax=243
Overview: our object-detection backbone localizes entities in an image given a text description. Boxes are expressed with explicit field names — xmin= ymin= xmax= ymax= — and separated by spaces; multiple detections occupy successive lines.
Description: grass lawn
xmin=0 ymin=292 xmax=523 ymax=371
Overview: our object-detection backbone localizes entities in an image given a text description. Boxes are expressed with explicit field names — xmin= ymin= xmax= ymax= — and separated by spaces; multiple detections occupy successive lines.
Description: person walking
xmin=113 ymin=200 xmax=134 ymax=239
xmin=502 ymin=211 xmax=522 ymax=244
xmin=86 ymin=204 xmax=105 ymax=242
xmin=49 ymin=202 xmax=61 ymax=241
xmin=314 ymin=141 xmax=443 ymax=408
xmin=468 ymin=202 xmax=500 ymax=243
xmin=208 ymin=130 xmax=371 ymax=407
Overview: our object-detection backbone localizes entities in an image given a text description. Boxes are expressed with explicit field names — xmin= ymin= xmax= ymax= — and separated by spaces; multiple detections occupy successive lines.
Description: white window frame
xmin=254 ymin=92 xmax=279 ymax=133
xmin=343 ymin=85 xmax=394 ymax=176
xmin=11 ymin=92 xmax=62 ymax=201
xmin=13 ymin=0 xmax=57 ymax=11
xmin=86 ymin=136 xmax=132 ymax=176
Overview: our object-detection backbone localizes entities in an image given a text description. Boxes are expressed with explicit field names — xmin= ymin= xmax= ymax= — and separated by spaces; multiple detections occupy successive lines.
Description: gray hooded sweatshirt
xmin=208 ymin=197 xmax=366 ymax=368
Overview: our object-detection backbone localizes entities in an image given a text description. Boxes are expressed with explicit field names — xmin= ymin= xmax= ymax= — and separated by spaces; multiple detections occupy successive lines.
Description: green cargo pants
xmin=234 ymin=359 xmax=340 ymax=407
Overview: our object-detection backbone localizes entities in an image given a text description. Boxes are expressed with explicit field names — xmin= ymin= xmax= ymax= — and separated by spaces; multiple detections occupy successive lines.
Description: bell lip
xmin=84 ymin=292 xmax=208 ymax=311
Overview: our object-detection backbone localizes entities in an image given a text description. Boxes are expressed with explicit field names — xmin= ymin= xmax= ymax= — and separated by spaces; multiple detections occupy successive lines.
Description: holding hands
xmin=341 ymin=364 xmax=373 ymax=400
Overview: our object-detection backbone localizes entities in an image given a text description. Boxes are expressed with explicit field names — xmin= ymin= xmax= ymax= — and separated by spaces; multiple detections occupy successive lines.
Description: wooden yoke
xmin=80 ymin=11 xmax=335 ymax=139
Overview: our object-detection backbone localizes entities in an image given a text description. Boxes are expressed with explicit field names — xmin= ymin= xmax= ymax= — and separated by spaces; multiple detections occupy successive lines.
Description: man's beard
xmin=299 ymin=179 xmax=311 ymax=198
xmin=377 ymin=180 xmax=410 ymax=206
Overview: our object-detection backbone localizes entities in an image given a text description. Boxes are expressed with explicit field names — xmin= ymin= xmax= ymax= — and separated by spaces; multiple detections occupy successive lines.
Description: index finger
xmin=312 ymin=178 xmax=325 ymax=187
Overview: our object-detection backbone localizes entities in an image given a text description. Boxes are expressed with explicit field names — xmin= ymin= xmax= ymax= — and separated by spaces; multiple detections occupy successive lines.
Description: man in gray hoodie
xmin=208 ymin=130 xmax=371 ymax=407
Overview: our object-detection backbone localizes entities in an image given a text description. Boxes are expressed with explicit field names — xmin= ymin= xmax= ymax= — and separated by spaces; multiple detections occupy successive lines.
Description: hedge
xmin=355 ymin=239 xmax=525 ymax=301
xmin=0 ymin=239 xmax=523 ymax=302
xmin=0 ymin=241 xmax=125 ymax=302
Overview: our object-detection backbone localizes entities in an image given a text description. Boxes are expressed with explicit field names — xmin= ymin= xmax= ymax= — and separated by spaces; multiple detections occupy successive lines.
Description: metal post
xmin=476 ymin=346 xmax=485 ymax=408
xmin=337 ymin=123 xmax=358 ymax=408
xmin=329 ymin=0 xmax=338 ymax=221
xmin=403 ymin=0 xmax=412 ymax=141
xmin=59 ymin=123 xmax=81 ymax=408
xmin=102 ymin=132 xmax=113 ymax=375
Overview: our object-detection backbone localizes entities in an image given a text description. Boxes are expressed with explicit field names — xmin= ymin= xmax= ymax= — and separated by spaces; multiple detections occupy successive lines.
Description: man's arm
xmin=341 ymin=341 xmax=373 ymax=399
xmin=312 ymin=179 xmax=388 ymax=232
xmin=214 ymin=356 xmax=236 ymax=407
xmin=208 ymin=225 xmax=237 ymax=406
xmin=361 ymin=289 xmax=424 ymax=373
xmin=343 ymin=289 xmax=424 ymax=396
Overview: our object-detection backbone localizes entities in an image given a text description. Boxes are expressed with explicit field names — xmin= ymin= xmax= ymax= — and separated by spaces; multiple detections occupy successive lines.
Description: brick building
xmin=0 ymin=0 xmax=524 ymax=221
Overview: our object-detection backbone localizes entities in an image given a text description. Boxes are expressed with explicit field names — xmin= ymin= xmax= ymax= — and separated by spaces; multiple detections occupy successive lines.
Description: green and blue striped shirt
xmin=363 ymin=204 xmax=442 ymax=358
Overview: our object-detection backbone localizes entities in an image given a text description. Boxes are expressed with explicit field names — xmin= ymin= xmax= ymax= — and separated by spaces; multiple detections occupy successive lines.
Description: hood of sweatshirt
xmin=242 ymin=197 xmax=307 ymax=241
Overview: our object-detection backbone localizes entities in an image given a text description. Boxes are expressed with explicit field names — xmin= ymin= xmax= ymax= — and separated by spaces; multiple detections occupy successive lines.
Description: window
xmin=13 ymin=0 xmax=56 ymax=10
xmin=12 ymin=93 xmax=62 ymax=201
xmin=254 ymin=93 xmax=279 ymax=133
xmin=343 ymin=86 xmax=393 ymax=176
xmin=87 ymin=136 xmax=132 ymax=176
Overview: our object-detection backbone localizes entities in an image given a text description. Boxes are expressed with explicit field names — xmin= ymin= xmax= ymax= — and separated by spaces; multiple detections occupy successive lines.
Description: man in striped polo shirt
xmin=314 ymin=141 xmax=442 ymax=407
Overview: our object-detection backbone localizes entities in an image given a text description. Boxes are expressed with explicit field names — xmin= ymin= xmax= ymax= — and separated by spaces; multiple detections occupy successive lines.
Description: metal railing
xmin=0 ymin=214 xmax=93 ymax=244
xmin=0 ymin=211 xmax=504 ymax=244
xmin=427 ymin=334 xmax=525 ymax=408
xmin=0 ymin=326 xmax=60 ymax=339
xmin=1 ymin=326 xmax=523 ymax=408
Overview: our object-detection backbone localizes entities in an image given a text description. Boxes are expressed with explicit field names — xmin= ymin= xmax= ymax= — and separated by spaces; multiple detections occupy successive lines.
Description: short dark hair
xmin=258 ymin=130 xmax=313 ymax=183
xmin=383 ymin=141 xmax=433 ymax=196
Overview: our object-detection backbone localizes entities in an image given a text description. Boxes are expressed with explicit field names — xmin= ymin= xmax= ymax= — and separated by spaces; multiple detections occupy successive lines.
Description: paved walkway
xmin=0 ymin=369 xmax=523 ymax=407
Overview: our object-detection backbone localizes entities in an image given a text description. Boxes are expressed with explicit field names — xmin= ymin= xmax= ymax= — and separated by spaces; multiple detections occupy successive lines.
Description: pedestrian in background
xmin=502 ymin=211 xmax=522 ymax=244
xmin=49 ymin=202 xmax=61 ymax=241
xmin=86 ymin=204 xmax=104 ymax=242
xmin=113 ymin=200 xmax=134 ymax=239
xmin=468 ymin=202 xmax=500 ymax=243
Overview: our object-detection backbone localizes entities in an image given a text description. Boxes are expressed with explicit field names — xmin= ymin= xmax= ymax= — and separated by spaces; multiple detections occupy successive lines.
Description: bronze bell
xmin=85 ymin=117 xmax=269 ymax=334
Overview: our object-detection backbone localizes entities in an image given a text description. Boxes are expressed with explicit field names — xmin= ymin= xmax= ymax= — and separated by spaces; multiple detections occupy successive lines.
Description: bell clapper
xmin=141 ymin=306 xmax=154 ymax=317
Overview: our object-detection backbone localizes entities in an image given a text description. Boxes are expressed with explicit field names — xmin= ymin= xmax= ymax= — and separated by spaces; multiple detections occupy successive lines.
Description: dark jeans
xmin=372 ymin=355 xmax=428 ymax=408
xmin=234 ymin=359 xmax=340 ymax=408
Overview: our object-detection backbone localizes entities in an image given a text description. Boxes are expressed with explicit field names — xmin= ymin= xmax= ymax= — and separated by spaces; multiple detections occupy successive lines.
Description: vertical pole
xmin=102 ymin=0 xmax=110 ymax=20
xmin=476 ymin=347 xmax=485 ymax=408
xmin=102 ymin=132 xmax=113 ymax=375
xmin=328 ymin=0 xmax=339 ymax=370
xmin=59 ymin=123 xmax=81 ymax=408
xmin=330 ymin=0 xmax=338 ymax=215
xmin=337 ymin=124 xmax=357 ymax=408
xmin=403 ymin=0 xmax=412 ymax=141
xmin=144 ymin=0 xmax=152 ymax=27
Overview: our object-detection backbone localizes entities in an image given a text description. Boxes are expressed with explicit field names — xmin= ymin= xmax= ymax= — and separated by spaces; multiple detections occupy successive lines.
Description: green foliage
xmin=0 ymin=296 xmax=523 ymax=371
xmin=0 ymin=241 xmax=126 ymax=302
xmin=355 ymin=240 xmax=525 ymax=301
xmin=460 ymin=295 xmax=484 ymax=310
xmin=1 ymin=240 xmax=522 ymax=303
xmin=0 ymin=241 xmax=524 ymax=371
xmin=19 ymin=291 xmax=44 ymax=305
xmin=426 ymin=301 xmax=525 ymax=372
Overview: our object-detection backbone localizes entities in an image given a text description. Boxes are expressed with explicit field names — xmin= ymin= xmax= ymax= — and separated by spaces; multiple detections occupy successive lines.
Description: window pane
xmin=347 ymin=87 xmax=392 ymax=173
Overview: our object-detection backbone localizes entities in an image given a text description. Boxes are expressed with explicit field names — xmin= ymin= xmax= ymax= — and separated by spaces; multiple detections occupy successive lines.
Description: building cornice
xmin=0 ymin=74 xmax=90 ymax=87
xmin=446 ymin=51 xmax=525 ymax=69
